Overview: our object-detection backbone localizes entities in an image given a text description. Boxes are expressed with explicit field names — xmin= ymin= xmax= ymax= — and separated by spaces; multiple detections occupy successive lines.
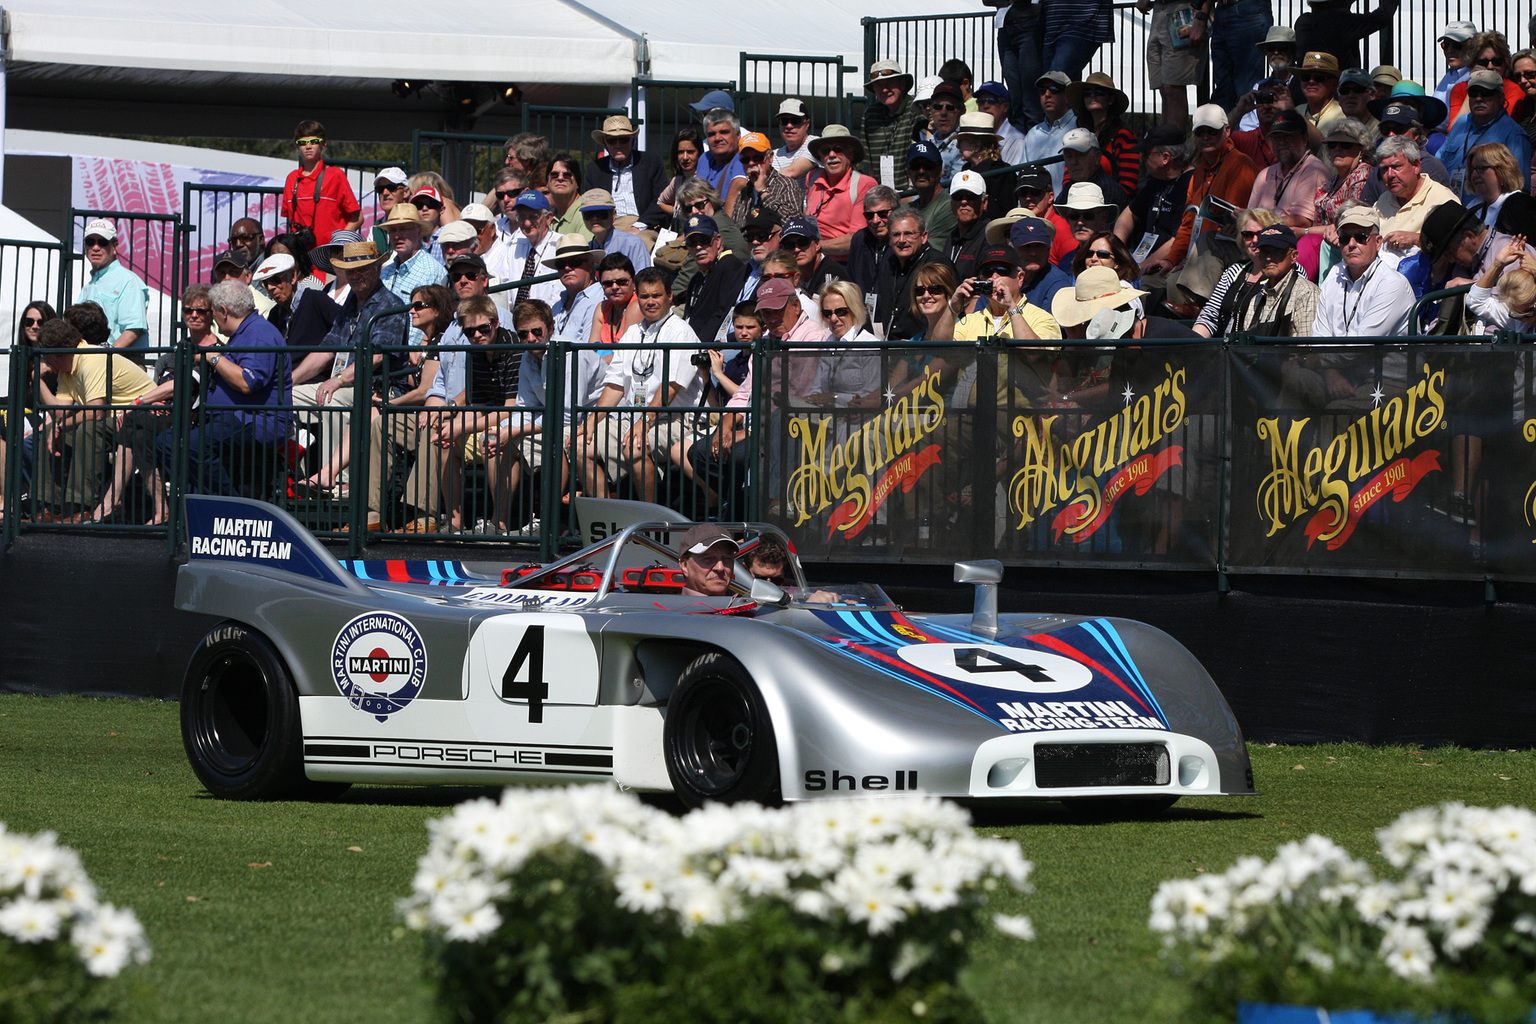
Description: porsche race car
xmin=176 ymin=494 xmax=1254 ymax=809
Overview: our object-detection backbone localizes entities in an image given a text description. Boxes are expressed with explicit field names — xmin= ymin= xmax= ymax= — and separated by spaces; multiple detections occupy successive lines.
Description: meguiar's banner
xmin=1226 ymin=345 xmax=1536 ymax=575
xmin=767 ymin=343 xmax=1225 ymax=568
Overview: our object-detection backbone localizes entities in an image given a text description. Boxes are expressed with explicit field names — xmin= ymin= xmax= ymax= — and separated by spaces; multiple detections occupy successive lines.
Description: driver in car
xmin=678 ymin=525 xmax=738 ymax=597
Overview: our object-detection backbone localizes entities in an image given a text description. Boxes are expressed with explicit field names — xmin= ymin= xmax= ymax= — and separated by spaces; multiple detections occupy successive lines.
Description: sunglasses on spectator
xmin=1339 ymin=229 xmax=1374 ymax=246
xmin=1081 ymin=87 xmax=1110 ymax=99
xmin=685 ymin=199 xmax=711 ymax=211
xmin=1192 ymin=127 xmax=1221 ymax=137
xmin=1338 ymin=85 xmax=1369 ymax=95
xmin=413 ymin=199 xmax=443 ymax=210
xmin=977 ymin=95 xmax=1007 ymax=105
xmin=183 ymin=308 xmax=211 ymax=317
xmin=583 ymin=208 xmax=613 ymax=218
xmin=1467 ymin=87 xmax=1501 ymax=98
xmin=913 ymin=285 xmax=949 ymax=297
xmin=1325 ymin=141 xmax=1359 ymax=151
xmin=1239 ymin=229 xmax=1262 ymax=240
xmin=1473 ymin=57 xmax=1505 ymax=67
xmin=929 ymin=102 xmax=960 ymax=112
xmin=1016 ymin=189 xmax=1047 ymax=203
xmin=866 ymin=208 xmax=894 ymax=219
xmin=409 ymin=300 xmax=435 ymax=311
xmin=744 ymin=230 xmax=777 ymax=243
xmin=84 ymin=237 xmax=111 ymax=249
xmin=294 ymin=137 xmax=324 ymax=147
xmin=821 ymin=305 xmax=852 ymax=318
xmin=1037 ymin=83 xmax=1064 ymax=94
xmin=984 ymin=265 xmax=1019 ymax=277
xmin=1086 ymin=249 xmax=1116 ymax=260
xmin=460 ymin=322 xmax=497 ymax=337
xmin=784 ymin=237 xmax=816 ymax=250
xmin=600 ymin=276 xmax=633 ymax=288
xmin=777 ymin=115 xmax=809 ymax=126
xmin=547 ymin=169 xmax=576 ymax=179
xmin=761 ymin=271 xmax=796 ymax=280
xmin=516 ymin=327 xmax=547 ymax=339
xmin=1296 ymin=72 xmax=1333 ymax=83
xmin=495 ymin=189 xmax=520 ymax=201
xmin=1381 ymin=123 xmax=1411 ymax=135
xmin=448 ymin=270 xmax=484 ymax=282
xmin=1519 ymin=70 xmax=1536 ymax=81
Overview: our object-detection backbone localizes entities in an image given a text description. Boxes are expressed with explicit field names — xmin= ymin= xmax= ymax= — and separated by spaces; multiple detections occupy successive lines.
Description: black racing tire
xmin=1061 ymin=795 xmax=1179 ymax=821
xmin=181 ymin=621 xmax=349 ymax=801
xmin=663 ymin=651 xmax=782 ymax=808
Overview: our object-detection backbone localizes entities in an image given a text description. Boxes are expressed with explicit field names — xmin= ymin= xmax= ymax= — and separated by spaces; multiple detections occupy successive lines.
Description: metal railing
xmin=738 ymin=54 xmax=860 ymax=131
xmin=521 ymin=106 xmax=628 ymax=173
xmin=411 ymin=130 xmax=510 ymax=209
xmin=630 ymin=79 xmax=737 ymax=156
xmin=67 ymin=209 xmax=184 ymax=361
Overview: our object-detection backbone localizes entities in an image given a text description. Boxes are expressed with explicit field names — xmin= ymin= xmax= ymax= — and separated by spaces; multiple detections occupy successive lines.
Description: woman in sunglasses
xmin=2 ymin=301 xmax=58 ymax=513
xmin=804 ymin=282 xmax=881 ymax=409
xmin=889 ymin=262 xmax=963 ymax=403
xmin=1072 ymin=232 xmax=1145 ymax=316
xmin=1513 ymin=49 xmax=1536 ymax=147
xmin=1446 ymin=32 xmax=1524 ymax=129
xmin=1190 ymin=207 xmax=1281 ymax=337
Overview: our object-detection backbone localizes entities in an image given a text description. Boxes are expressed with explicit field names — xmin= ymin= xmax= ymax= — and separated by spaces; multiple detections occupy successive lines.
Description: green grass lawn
xmin=1 ymin=694 xmax=1532 ymax=1023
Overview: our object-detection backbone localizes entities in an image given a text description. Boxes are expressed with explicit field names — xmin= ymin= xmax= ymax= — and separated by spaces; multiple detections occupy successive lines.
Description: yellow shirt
xmin=56 ymin=344 xmax=154 ymax=406
xmin=953 ymin=302 xmax=1063 ymax=406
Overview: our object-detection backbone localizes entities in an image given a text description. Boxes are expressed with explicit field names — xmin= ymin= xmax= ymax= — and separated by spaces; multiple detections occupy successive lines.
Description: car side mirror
xmin=750 ymin=578 xmax=790 ymax=607
xmin=954 ymin=559 xmax=1002 ymax=637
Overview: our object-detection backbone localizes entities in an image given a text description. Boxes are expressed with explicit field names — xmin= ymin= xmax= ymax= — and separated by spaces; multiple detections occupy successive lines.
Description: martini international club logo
xmin=331 ymin=612 xmax=428 ymax=722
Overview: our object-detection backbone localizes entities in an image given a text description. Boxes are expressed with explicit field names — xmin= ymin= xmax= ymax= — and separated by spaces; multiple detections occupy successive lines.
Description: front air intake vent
xmin=1034 ymin=743 xmax=1170 ymax=788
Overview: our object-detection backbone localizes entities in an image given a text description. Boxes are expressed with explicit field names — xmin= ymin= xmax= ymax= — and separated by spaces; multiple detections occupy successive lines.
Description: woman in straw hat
xmin=1068 ymin=73 xmax=1139 ymax=195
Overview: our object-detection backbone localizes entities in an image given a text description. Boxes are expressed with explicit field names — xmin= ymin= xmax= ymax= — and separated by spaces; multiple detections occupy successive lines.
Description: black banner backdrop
xmin=1227 ymin=345 xmax=1536 ymax=576
xmin=767 ymin=342 xmax=1226 ymax=569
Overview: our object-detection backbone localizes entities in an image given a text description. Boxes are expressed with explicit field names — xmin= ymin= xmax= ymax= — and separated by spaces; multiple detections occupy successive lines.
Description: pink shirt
xmin=804 ymin=169 xmax=874 ymax=239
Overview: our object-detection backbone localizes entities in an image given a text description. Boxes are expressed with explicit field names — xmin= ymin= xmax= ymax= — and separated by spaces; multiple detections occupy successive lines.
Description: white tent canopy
xmin=8 ymin=0 xmax=978 ymax=90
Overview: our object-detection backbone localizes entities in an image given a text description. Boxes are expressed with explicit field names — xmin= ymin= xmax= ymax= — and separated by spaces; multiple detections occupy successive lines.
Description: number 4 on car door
xmin=501 ymin=626 xmax=547 ymax=722
xmin=469 ymin=614 xmax=602 ymax=724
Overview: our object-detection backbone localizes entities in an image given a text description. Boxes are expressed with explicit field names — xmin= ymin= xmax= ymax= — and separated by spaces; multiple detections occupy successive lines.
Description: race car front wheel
xmin=664 ymin=652 xmax=781 ymax=807
xmin=181 ymin=621 xmax=348 ymax=801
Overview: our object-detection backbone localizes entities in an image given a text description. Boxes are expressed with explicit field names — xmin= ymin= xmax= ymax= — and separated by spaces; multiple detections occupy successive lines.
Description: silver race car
xmin=176 ymin=494 xmax=1254 ymax=809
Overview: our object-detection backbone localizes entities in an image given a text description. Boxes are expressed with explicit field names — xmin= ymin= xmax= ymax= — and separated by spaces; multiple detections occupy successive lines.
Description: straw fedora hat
xmin=1051 ymin=266 xmax=1148 ymax=327
xmin=808 ymin=125 xmax=866 ymax=165
xmin=377 ymin=202 xmax=427 ymax=233
xmin=329 ymin=240 xmax=389 ymax=270
xmin=591 ymin=114 xmax=640 ymax=146
xmin=1067 ymin=72 xmax=1129 ymax=120
xmin=308 ymin=228 xmax=362 ymax=274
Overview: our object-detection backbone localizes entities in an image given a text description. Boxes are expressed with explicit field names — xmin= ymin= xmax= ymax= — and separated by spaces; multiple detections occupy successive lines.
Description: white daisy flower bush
xmin=0 ymin=822 xmax=151 ymax=1023
xmin=400 ymin=787 xmax=1034 ymax=1024
xmin=1149 ymin=803 xmax=1536 ymax=1023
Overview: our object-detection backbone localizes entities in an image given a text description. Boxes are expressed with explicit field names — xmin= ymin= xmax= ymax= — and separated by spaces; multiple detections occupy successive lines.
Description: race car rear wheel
xmin=181 ymin=621 xmax=348 ymax=801
xmin=664 ymin=652 xmax=781 ymax=807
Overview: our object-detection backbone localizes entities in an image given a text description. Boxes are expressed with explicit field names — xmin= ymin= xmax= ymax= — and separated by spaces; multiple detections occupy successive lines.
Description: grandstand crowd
xmin=6 ymin=2 xmax=1536 ymax=537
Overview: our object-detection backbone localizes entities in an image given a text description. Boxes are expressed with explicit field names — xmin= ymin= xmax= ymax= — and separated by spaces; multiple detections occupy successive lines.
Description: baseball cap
xmin=373 ymin=166 xmax=409 ymax=187
xmin=930 ymin=82 xmax=964 ymax=105
xmin=743 ymin=207 xmax=782 ymax=232
xmin=1339 ymin=68 xmax=1373 ymax=91
xmin=1139 ymin=123 xmax=1187 ymax=152
xmin=1192 ymin=104 xmax=1229 ymax=131
xmin=514 ymin=189 xmax=551 ymax=211
xmin=436 ymin=221 xmax=479 ymax=245
xmin=1336 ymin=205 xmax=1381 ymax=232
xmin=83 ymin=218 xmax=117 ymax=242
xmin=913 ymin=75 xmax=942 ymax=103
xmin=975 ymin=80 xmax=1009 ymax=100
xmin=578 ymin=189 xmax=616 ymax=212
xmin=683 ymin=214 xmax=719 ymax=239
xmin=690 ymin=89 xmax=735 ymax=113
xmin=1376 ymin=101 xmax=1420 ymax=127
xmin=781 ymin=216 xmax=821 ymax=240
xmin=1014 ymin=166 xmax=1053 ymax=195
xmin=950 ymin=170 xmax=987 ymax=197
xmin=411 ymin=187 xmax=444 ymax=207
xmin=1035 ymin=71 xmax=1071 ymax=90
xmin=459 ymin=202 xmax=495 ymax=223
xmin=251 ymin=253 xmax=295 ymax=284
xmin=678 ymin=524 xmax=739 ymax=556
xmin=1371 ymin=65 xmax=1402 ymax=88
xmin=978 ymin=245 xmax=1022 ymax=273
xmin=906 ymin=140 xmax=942 ymax=167
xmin=448 ymin=253 xmax=488 ymax=275
xmin=739 ymin=131 xmax=773 ymax=154
xmin=213 ymin=249 xmax=250 ymax=271
xmin=1254 ymin=224 xmax=1298 ymax=249
xmin=1010 ymin=217 xmax=1056 ymax=247
xmin=1269 ymin=110 xmax=1308 ymax=135
xmin=1062 ymin=128 xmax=1100 ymax=152
xmin=1438 ymin=21 xmax=1477 ymax=42
xmin=776 ymin=98 xmax=810 ymax=119
xmin=753 ymin=277 xmax=797 ymax=310
xmin=1467 ymin=69 xmax=1505 ymax=93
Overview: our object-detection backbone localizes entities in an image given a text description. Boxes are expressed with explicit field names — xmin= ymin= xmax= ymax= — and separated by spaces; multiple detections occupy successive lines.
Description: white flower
xmin=1353 ymin=882 xmax=1399 ymax=926
xmin=992 ymin=913 xmax=1035 ymax=940
xmin=791 ymin=888 xmax=834 ymax=919
xmin=720 ymin=855 xmax=790 ymax=898
xmin=1379 ymin=922 xmax=1435 ymax=981
xmin=1378 ymin=807 xmax=1441 ymax=869
xmin=71 ymin=905 xmax=150 ymax=977
xmin=445 ymin=902 xmax=502 ymax=942
xmin=820 ymin=950 xmax=846 ymax=973
xmin=891 ymin=940 xmax=925 ymax=981
xmin=0 ymin=896 xmax=64 ymax=943
xmin=614 ymin=866 xmax=668 ymax=914
xmin=675 ymin=880 xmax=730 ymax=933
xmin=910 ymin=865 xmax=963 ymax=912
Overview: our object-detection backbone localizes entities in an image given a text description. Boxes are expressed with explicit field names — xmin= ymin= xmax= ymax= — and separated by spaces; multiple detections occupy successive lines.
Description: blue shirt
xmin=1442 ymin=111 xmax=1532 ymax=205
xmin=600 ymin=227 xmax=653 ymax=271
xmin=551 ymin=282 xmax=603 ymax=344
xmin=78 ymin=259 xmax=150 ymax=350
xmin=322 ymin=282 xmax=416 ymax=396
xmin=699 ymin=151 xmax=746 ymax=194
xmin=379 ymin=246 xmax=448 ymax=303
xmin=1025 ymin=262 xmax=1074 ymax=311
xmin=208 ymin=312 xmax=291 ymax=442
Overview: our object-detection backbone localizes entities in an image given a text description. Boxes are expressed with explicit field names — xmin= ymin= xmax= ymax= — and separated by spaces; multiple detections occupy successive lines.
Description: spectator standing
xmin=585 ymin=115 xmax=667 ymax=231
xmin=1442 ymin=70 xmax=1533 ymax=204
xmin=579 ymin=189 xmax=652 ymax=271
xmin=1020 ymin=72 xmax=1077 ymax=193
xmin=280 ymin=120 xmax=361 ymax=246
xmin=993 ymin=0 xmax=1046 ymax=129
xmin=1209 ymin=0 xmax=1274 ymax=112
xmin=378 ymin=203 xmax=448 ymax=303
xmin=1435 ymin=22 xmax=1479 ymax=113
xmin=1043 ymin=0 xmax=1114 ymax=81
xmin=905 ymin=142 xmax=959 ymax=254
xmin=772 ymin=99 xmax=820 ymax=178
xmin=863 ymin=61 xmax=922 ymax=190
xmin=804 ymin=127 xmax=876 ymax=259
xmin=75 ymin=218 xmax=150 ymax=363
xmin=1294 ymin=0 xmax=1402 ymax=74
xmin=975 ymin=81 xmax=1027 ymax=164
xmin=1247 ymin=111 xmax=1332 ymax=229
xmin=1136 ymin=0 xmax=1210 ymax=130
xmin=1067 ymin=73 xmax=1139 ymax=195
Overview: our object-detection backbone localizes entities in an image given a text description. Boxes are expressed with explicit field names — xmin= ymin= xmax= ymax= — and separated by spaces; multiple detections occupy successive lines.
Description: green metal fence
xmin=410 ymin=130 xmax=510 ymax=208
xmin=738 ymin=53 xmax=858 ymax=132
xmin=520 ymin=106 xmax=628 ymax=174
xmin=630 ymin=78 xmax=736 ymax=156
